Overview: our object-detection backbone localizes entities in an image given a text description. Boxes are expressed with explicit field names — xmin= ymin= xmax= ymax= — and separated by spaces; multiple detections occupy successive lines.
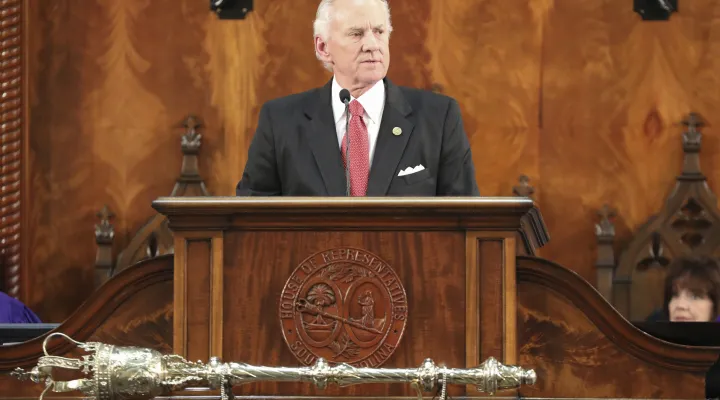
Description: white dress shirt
xmin=331 ymin=77 xmax=386 ymax=166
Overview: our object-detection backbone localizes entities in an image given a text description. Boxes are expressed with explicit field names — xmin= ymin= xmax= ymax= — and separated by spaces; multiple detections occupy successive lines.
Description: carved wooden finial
xmin=679 ymin=112 xmax=706 ymax=179
xmin=512 ymin=175 xmax=535 ymax=198
xmin=670 ymin=198 xmax=712 ymax=249
xmin=172 ymin=115 xmax=210 ymax=197
xmin=595 ymin=204 xmax=616 ymax=237
xmin=95 ymin=205 xmax=115 ymax=244
xmin=681 ymin=112 xmax=704 ymax=150
xmin=181 ymin=115 xmax=202 ymax=154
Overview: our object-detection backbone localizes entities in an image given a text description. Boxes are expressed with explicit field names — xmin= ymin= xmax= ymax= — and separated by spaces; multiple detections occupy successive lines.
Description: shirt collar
xmin=331 ymin=76 xmax=385 ymax=124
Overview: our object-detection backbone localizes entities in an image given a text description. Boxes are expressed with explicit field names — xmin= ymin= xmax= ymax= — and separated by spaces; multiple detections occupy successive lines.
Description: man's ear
xmin=315 ymin=36 xmax=331 ymax=62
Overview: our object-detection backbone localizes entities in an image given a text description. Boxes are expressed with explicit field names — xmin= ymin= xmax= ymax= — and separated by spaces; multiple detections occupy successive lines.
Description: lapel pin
xmin=392 ymin=127 xmax=402 ymax=136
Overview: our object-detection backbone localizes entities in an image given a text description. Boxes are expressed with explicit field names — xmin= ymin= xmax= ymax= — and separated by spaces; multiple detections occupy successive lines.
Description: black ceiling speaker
xmin=634 ymin=0 xmax=677 ymax=21
xmin=210 ymin=0 xmax=253 ymax=20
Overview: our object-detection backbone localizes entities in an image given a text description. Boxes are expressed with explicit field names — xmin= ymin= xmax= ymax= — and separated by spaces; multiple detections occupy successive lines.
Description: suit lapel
xmin=304 ymin=79 xmax=347 ymax=196
xmin=367 ymin=80 xmax=415 ymax=196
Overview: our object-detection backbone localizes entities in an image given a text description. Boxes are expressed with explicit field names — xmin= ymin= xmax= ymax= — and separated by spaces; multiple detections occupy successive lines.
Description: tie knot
xmin=349 ymin=99 xmax=364 ymax=117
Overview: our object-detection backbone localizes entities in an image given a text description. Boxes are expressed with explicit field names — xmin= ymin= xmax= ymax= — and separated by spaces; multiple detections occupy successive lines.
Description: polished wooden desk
xmin=150 ymin=197 xmax=547 ymax=398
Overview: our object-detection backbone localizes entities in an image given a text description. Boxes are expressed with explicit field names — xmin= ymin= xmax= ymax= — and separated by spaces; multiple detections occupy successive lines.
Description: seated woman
xmin=0 ymin=290 xmax=41 ymax=323
xmin=648 ymin=255 xmax=720 ymax=322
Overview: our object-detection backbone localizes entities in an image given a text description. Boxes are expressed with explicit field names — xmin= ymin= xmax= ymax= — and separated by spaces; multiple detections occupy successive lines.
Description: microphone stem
xmin=345 ymin=101 xmax=351 ymax=196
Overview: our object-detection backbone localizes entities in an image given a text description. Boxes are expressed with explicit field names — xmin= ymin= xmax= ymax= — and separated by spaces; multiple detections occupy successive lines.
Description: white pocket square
xmin=398 ymin=164 xmax=425 ymax=177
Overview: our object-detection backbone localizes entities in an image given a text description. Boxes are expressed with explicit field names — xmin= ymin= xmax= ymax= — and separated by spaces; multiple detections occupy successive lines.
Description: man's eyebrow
xmin=346 ymin=24 xmax=386 ymax=32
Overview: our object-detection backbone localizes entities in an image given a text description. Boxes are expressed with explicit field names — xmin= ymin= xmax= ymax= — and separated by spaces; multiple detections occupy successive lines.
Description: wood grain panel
xmin=384 ymin=0 xmax=432 ymax=89
xmin=204 ymin=2 xmax=264 ymax=196
xmin=518 ymin=284 xmax=706 ymax=399
xmin=173 ymin=231 xmax=224 ymax=360
xmin=425 ymin=0 xmax=545 ymax=198
xmin=477 ymin=240 xmax=503 ymax=362
xmin=465 ymin=233 xmax=518 ymax=397
xmin=222 ymin=231 xmax=467 ymax=397
xmin=185 ymin=239 xmax=211 ymax=362
xmin=26 ymin=0 xmax=244 ymax=321
xmin=27 ymin=0 xmax=112 ymax=321
xmin=465 ymin=233 xmax=517 ymax=370
xmin=539 ymin=0 xmax=720 ymax=283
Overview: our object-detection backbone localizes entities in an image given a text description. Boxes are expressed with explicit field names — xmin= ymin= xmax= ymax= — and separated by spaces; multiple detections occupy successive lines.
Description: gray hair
xmin=313 ymin=0 xmax=393 ymax=71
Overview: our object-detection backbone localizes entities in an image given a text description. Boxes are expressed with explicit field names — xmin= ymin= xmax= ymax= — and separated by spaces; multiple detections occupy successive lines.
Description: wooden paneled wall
xmin=24 ymin=0 xmax=720 ymax=322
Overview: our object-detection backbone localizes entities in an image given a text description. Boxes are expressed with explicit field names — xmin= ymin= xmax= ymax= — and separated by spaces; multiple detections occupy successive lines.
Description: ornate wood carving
xmin=94 ymin=205 xmax=115 ymax=287
xmin=595 ymin=113 xmax=720 ymax=320
xmin=512 ymin=175 xmax=535 ymax=199
xmin=0 ymin=0 xmax=24 ymax=299
xmin=94 ymin=116 xmax=211 ymax=288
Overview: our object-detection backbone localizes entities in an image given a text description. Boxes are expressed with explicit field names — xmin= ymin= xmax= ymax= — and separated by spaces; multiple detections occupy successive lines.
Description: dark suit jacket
xmin=236 ymin=78 xmax=479 ymax=196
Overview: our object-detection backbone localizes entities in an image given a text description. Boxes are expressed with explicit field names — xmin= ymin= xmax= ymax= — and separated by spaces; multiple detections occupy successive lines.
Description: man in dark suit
xmin=236 ymin=0 xmax=479 ymax=197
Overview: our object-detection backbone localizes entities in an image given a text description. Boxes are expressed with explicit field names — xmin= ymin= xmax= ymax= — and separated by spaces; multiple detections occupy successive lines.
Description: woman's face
xmin=669 ymin=288 xmax=714 ymax=322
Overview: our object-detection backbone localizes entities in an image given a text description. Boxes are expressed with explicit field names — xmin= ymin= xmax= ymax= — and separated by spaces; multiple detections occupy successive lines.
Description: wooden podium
xmin=152 ymin=197 xmax=549 ymax=396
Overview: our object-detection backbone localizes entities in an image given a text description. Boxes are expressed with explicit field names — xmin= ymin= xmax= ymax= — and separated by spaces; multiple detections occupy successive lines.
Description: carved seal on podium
xmin=280 ymin=248 xmax=408 ymax=367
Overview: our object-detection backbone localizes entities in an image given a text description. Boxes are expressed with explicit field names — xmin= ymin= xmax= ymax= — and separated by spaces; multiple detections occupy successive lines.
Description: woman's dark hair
xmin=662 ymin=255 xmax=720 ymax=320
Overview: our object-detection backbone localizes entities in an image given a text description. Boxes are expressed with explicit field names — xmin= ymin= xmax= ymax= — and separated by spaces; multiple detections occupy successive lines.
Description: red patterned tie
xmin=341 ymin=100 xmax=369 ymax=196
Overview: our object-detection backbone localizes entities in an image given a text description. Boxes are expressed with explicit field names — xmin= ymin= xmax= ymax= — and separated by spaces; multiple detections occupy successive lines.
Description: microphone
xmin=339 ymin=89 xmax=351 ymax=196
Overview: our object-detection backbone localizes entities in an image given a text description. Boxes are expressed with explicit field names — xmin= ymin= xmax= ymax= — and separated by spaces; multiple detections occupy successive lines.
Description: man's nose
xmin=362 ymin=32 xmax=380 ymax=50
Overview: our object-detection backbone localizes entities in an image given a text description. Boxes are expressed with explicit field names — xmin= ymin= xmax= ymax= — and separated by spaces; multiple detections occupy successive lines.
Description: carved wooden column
xmin=0 ymin=0 xmax=25 ymax=300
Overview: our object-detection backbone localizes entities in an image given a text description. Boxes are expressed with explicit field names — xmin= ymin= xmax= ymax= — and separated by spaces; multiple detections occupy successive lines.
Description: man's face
xmin=316 ymin=0 xmax=390 ymax=88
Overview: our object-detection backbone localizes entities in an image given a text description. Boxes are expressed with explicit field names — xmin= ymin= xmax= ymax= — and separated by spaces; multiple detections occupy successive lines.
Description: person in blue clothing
xmin=0 ymin=291 xmax=41 ymax=323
